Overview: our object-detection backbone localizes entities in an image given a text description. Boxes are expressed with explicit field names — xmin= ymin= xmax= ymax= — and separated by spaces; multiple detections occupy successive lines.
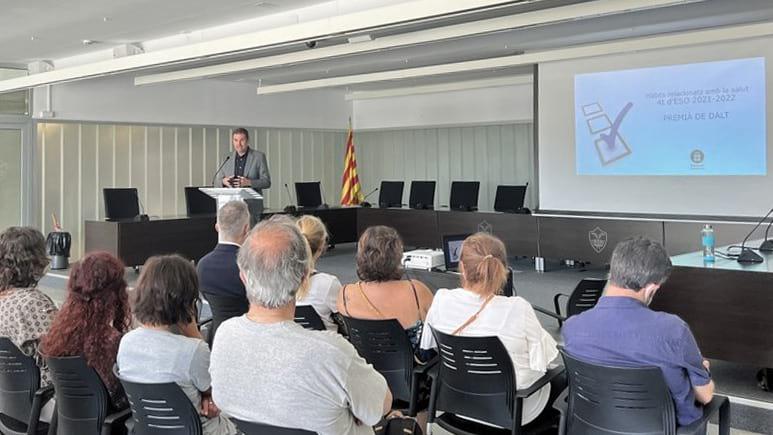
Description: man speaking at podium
xmin=215 ymin=128 xmax=271 ymax=224
xmin=216 ymin=128 xmax=271 ymax=194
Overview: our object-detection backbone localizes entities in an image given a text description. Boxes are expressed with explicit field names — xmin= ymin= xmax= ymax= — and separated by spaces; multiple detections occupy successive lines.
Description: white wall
xmin=356 ymin=123 xmax=535 ymax=210
xmin=32 ymin=75 xmax=351 ymax=129
xmin=352 ymin=83 xmax=533 ymax=130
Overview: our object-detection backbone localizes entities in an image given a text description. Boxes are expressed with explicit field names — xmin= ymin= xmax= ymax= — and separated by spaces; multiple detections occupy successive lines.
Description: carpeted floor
xmin=40 ymin=242 xmax=773 ymax=433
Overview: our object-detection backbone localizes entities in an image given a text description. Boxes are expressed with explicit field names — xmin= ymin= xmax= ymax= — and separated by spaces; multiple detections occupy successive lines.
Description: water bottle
xmin=701 ymin=224 xmax=715 ymax=263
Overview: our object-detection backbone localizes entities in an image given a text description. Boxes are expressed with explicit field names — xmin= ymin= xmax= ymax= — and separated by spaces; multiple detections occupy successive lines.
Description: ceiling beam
xmin=255 ymin=20 xmax=773 ymax=95
xmin=344 ymin=75 xmax=532 ymax=100
xmin=133 ymin=0 xmax=694 ymax=86
xmin=0 ymin=0 xmax=520 ymax=93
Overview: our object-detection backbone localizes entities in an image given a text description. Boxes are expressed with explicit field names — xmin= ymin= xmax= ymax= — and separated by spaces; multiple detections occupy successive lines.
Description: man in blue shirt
xmin=563 ymin=237 xmax=714 ymax=427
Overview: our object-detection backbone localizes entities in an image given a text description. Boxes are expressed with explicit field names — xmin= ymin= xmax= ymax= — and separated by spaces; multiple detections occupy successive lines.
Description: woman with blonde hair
xmin=296 ymin=215 xmax=341 ymax=331
xmin=419 ymin=232 xmax=560 ymax=425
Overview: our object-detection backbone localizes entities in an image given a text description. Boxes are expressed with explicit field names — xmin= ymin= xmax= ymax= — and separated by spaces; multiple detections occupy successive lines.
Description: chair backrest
xmin=103 ymin=187 xmax=140 ymax=220
xmin=430 ymin=327 xmax=515 ymax=428
xmin=378 ymin=181 xmax=404 ymax=208
xmin=493 ymin=185 xmax=527 ymax=212
xmin=119 ymin=378 xmax=202 ymax=435
xmin=47 ymin=355 xmax=111 ymax=435
xmin=449 ymin=181 xmax=480 ymax=211
xmin=231 ymin=418 xmax=316 ymax=434
xmin=293 ymin=305 xmax=326 ymax=331
xmin=294 ymin=182 xmax=323 ymax=208
xmin=201 ymin=292 xmax=249 ymax=345
xmin=342 ymin=317 xmax=415 ymax=402
xmin=408 ymin=181 xmax=435 ymax=210
xmin=566 ymin=278 xmax=606 ymax=318
xmin=560 ymin=349 xmax=676 ymax=435
xmin=0 ymin=337 xmax=40 ymax=426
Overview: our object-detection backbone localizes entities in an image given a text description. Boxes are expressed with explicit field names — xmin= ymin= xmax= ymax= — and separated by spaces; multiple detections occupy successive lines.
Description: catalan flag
xmin=340 ymin=125 xmax=364 ymax=206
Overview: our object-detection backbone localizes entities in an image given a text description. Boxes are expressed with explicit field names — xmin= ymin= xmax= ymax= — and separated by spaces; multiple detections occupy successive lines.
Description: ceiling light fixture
xmin=82 ymin=39 xmax=97 ymax=45
xmin=347 ymin=34 xmax=374 ymax=44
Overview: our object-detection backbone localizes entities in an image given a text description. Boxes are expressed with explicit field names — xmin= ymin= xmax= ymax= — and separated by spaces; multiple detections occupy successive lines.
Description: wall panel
xmin=36 ymin=122 xmax=346 ymax=259
xmin=357 ymin=123 xmax=534 ymax=211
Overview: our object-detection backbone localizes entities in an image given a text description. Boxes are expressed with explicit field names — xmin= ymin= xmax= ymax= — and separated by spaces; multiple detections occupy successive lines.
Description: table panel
xmin=437 ymin=210 xmax=538 ymax=257
xmin=357 ymin=208 xmax=440 ymax=248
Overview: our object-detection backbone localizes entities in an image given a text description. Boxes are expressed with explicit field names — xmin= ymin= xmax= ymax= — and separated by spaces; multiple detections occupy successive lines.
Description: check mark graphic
xmin=600 ymin=102 xmax=633 ymax=149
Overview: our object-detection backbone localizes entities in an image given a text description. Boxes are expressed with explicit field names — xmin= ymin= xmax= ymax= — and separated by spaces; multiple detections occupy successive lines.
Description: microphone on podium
xmin=736 ymin=208 xmax=773 ymax=263
xmin=283 ymin=183 xmax=297 ymax=214
xmin=211 ymin=156 xmax=231 ymax=187
xmin=360 ymin=187 xmax=379 ymax=208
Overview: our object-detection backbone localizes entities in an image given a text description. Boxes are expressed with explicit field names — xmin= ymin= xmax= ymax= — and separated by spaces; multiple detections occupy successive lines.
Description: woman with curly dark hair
xmin=41 ymin=251 xmax=131 ymax=410
xmin=0 ymin=227 xmax=57 ymax=386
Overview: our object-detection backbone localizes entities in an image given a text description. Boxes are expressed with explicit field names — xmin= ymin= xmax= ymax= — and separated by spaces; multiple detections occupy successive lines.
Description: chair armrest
xmin=28 ymin=385 xmax=56 ymax=435
xmin=533 ymin=305 xmax=566 ymax=322
xmin=552 ymin=387 xmax=569 ymax=414
xmin=102 ymin=407 xmax=132 ymax=435
xmin=414 ymin=355 xmax=439 ymax=376
xmin=516 ymin=367 xmax=565 ymax=398
xmin=553 ymin=293 xmax=570 ymax=317
xmin=197 ymin=318 xmax=213 ymax=328
xmin=677 ymin=395 xmax=730 ymax=435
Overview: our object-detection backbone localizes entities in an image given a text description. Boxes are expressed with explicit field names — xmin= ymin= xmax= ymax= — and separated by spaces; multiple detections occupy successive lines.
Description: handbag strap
xmin=452 ymin=294 xmax=495 ymax=336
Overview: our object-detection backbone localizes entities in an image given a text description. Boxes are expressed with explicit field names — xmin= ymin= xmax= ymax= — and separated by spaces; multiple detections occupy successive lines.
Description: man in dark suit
xmin=216 ymin=127 xmax=271 ymax=194
xmin=197 ymin=200 xmax=250 ymax=344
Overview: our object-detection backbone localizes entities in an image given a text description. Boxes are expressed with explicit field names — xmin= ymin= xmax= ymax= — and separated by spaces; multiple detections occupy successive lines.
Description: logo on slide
xmin=691 ymin=149 xmax=705 ymax=164
xmin=588 ymin=227 xmax=608 ymax=254
xmin=581 ymin=102 xmax=634 ymax=166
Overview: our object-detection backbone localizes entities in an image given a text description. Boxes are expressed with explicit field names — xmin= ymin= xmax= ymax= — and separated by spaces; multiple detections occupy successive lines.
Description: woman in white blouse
xmin=296 ymin=215 xmax=342 ymax=331
xmin=419 ymin=232 xmax=561 ymax=425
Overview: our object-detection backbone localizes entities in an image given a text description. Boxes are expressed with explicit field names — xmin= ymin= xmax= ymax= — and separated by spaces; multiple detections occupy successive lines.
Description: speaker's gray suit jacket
xmin=215 ymin=148 xmax=271 ymax=194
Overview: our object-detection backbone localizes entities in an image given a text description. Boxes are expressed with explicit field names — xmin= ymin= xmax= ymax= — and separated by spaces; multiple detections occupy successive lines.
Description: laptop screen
xmin=442 ymin=234 xmax=469 ymax=271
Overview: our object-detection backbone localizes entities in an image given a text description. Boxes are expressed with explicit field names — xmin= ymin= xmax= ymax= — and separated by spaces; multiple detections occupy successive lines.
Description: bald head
xmin=237 ymin=215 xmax=311 ymax=309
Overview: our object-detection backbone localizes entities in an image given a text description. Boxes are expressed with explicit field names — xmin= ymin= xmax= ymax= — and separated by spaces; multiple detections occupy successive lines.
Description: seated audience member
xmin=0 ymin=227 xmax=57 ymax=386
xmin=563 ymin=237 xmax=713 ymax=427
xmin=42 ymin=252 xmax=130 ymax=410
xmin=296 ymin=215 xmax=341 ymax=331
xmin=118 ymin=255 xmax=236 ymax=435
xmin=197 ymin=201 xmax=250 ymax=340
xmin=210 ymin=216 xmax=391 ymax=435
xmin=419 ymin=233 xmax=560 ymax=425
xmin=337 ymin=225 xmax=433 ymax=358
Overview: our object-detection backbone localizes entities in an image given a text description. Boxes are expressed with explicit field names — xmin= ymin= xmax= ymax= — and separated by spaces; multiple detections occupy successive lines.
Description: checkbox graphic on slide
xmin=582 ymin=103 xmax=603 ymax=116
xmin=581 ymin=101 xmax=634 ymax=166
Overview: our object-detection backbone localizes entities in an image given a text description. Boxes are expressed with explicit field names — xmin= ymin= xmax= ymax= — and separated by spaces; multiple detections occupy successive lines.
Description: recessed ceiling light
xmin=82 ymin=39 xmax=97 ymax=45
xmin=29 ymin=36 xmax=37 ymax=41
xmin=103 ymin=17 xmax=111 ymax=22
xmin=255 ymin=1 xmax=276 ymax=7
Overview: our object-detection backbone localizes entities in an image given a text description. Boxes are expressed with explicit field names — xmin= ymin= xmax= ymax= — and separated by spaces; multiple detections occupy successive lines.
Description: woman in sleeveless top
xmin=336 ymin=226 xmax=434 ymax=359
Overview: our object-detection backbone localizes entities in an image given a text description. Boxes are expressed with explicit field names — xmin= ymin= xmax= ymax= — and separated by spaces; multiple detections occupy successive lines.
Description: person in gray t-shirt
xmin=117 ymin=255 xmax=236 ymax=435
xmin=210 ymin=216 xmax=391 ymax=435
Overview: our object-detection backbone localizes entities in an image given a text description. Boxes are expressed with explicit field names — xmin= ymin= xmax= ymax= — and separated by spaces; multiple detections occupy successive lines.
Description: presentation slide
xmin=574 ymin=57 xmax=766 ymax=175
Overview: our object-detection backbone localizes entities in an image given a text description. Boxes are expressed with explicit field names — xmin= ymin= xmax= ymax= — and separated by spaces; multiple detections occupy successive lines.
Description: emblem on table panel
xmin=477 ymin=220 xmax=492 ymax=234
xmin=588 ymin=227 xmax=608 ymax=254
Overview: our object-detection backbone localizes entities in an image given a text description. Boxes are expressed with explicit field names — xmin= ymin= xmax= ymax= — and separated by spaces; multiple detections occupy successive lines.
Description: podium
xmin=200 ymin=187 xmax=264 ymax=225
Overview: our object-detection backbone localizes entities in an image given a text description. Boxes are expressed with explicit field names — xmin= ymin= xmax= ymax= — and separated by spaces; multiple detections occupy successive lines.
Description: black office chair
xmin=427 ymin=327 xmax=563 ymax=435
xmin=342 ymin=317 xmax=435 ymax=416
xmin=119 ymin=378 xmax=202 ymax=435
xmin=532 ymin=278 xmax=606 ymax=327
xmin=556 ymin=348 xmax=730 ymax=435
xmin=231 ymin=418 xmax=316 ymax=434
xmin=200 ymin=292 xmax=249 ymax=346
xmin=293 ymin=305 xmax=326 ymax=331
xmin=46 ymin=355 xmax=131 ymax=435
xmin=0 ymin=338 xmax=54 ymax=435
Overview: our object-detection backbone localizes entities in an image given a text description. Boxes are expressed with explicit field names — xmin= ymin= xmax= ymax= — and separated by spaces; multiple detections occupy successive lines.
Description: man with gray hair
xmin=210 ymin=216 xmax=391 ymax=435
xmin=563 ymin=237 xmax=714 ymax=428
xmin=197 ymin=201 xmax=251 ymax=343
